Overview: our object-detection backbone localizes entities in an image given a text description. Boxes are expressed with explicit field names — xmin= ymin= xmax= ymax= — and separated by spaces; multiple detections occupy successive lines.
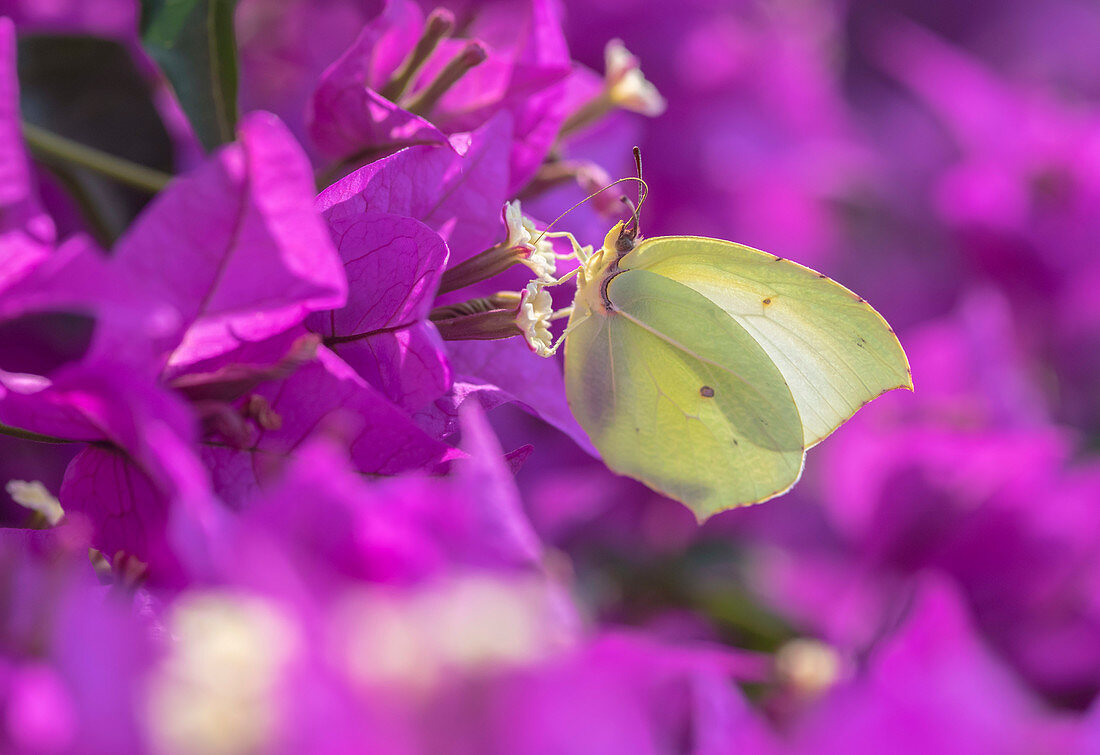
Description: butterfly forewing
xmin=564 ymin=268 xmax=804 ymax=520
xmin=622 ymin=236 xmax=913 ymax=447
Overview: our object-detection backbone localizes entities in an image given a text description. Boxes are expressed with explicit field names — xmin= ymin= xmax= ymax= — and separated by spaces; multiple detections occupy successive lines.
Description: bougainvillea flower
xmin=212 ymin=403 xmax=538 ymax=588
xmin=202 ymin=344 xmax=457 ymax=508
xmin=8 ymin=0 xmax=1100 ymax=746
xmin=109 ymin=111 xmax=347 ymax=372
xmin=871 ymin=17 xmax=1100 ymax=325
xmin=308 ymin=0 xmax=453 ymax=160
xmin=136 ymin=412 xmax=560 ymax=753
xmin=1 ymin=113 xmax=344 ymax=580
xmin=0 ymin=360 xmax=217 ymax=585
xmin=550 ymin=0 xmax=869 ymax=270
xmin=0 ymin=234 xmax=182 ymax=373
xmin=98 ymin=112 xmax=454 ymax=560
xmin=308 ymin=0 xmax=572 ymax=191
xmin=2 ymin=110 xmax=454 ymax=584
xmin=417 ymin=0 xmax=573 ymax=192
xmin=236 ymin=0 xmax=386 ymax=147
xmin=317 ymin=113 xmax=589 ymax=447
xmin=0 ymin=18 xmax=55 ymax=282
xmin=0 ymin=527 xmax=153 ymax=752
xmin=873 ymin=17 xmax=1100 ymax=249
xmin=440 ymin=337 xmax=590 ymax=450
xmin=318 ymin=112 xmax=510 ymax=265
xmin=171 ymin=407 xmax=772 ymax=752
xmin=787 ymin=577 xmax=1078 ymax=753
xmin=871 ymin=16 xmax=1100 ymax=432
xmin=773 ymin=296 xmax=1100 ymax=705
xmin=304 ymin=211 xmax=452 ymax=414
xmin=485 ymin=631 xmax=776 ymax=755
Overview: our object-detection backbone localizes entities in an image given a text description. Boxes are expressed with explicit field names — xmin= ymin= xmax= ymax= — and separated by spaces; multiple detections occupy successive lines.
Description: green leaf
xmin=140 ymin=0 xmax=239 ymax=152
xmin=17 ymin=35 xmax=175 ymax=244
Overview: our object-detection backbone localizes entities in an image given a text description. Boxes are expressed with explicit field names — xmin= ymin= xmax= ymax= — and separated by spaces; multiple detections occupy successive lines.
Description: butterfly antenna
xmin=634 ymin=146 xmax=645 ymax=226
xmin=533 ymin=174 xmax=649 ymax=245
xmin=620 ymin=147 xmax=647 ymax=240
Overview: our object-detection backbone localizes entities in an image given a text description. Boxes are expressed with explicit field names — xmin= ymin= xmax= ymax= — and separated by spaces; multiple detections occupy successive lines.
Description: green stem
xmin=402 ymin=41 xmax=486 ymax=118
xmin=0 ymin=422 xmax=74 ymax=445
xmin=21 ymin=122 xmax=173 ymax=194
xmin=558 ymin=91 xmax=613 ymax=139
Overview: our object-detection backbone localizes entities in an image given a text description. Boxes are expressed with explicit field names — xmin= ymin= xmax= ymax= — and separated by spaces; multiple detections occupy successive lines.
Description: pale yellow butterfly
xmin=553 ymin=187 xmax=912 ymax=521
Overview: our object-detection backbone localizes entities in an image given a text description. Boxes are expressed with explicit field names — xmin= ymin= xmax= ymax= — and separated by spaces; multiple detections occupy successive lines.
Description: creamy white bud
xmin=775 ymin=638 xmax=841 ymax=696
xmin=502 ymin=200 xmax=535 ymax=252
xmin=604 ymin=39 xmax=667 ymax=117
xmin=6 ymin=480 xmax=63 ymax=526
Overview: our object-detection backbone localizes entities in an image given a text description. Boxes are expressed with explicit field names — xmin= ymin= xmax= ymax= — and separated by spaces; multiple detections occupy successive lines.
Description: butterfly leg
xmin=542 ymin=231 xmax=592 ymax=265
xmin=534 ymin=306 xmax=586 ymax=357
xmin=542 ymin=266 xmax=580 ymax=287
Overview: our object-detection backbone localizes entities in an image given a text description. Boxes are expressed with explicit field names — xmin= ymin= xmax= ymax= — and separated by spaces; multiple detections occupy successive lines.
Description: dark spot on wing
xmin=855 ymin=336 xmax=866 ymax=349
xmin=731 ymin=438 xmax=739 ymax=447
xmin=856 ymin=296 xmax=866 ymax=303
xmin=817 ymin=273 xmax=828 ymax=279
xmin=700 ymin=385 xmax=715 ymax=398
xmin=762 ymin=298 xmax=772 ymax=306
xmin=773 ymin=255 xmax=784 ymax=262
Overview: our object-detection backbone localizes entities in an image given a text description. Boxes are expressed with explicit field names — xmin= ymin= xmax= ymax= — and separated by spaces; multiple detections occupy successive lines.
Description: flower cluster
xmin=3 ymin=0 xmax=1100 ymax=751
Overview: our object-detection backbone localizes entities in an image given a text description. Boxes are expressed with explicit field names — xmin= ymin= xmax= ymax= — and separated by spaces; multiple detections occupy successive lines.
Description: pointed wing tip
xmin=886 ymin=371 xmax=915 ymax=394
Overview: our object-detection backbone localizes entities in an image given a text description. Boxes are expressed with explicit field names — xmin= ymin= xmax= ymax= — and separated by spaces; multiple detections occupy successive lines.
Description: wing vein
xmin=615 ymin=310 xmax=796 ymax=453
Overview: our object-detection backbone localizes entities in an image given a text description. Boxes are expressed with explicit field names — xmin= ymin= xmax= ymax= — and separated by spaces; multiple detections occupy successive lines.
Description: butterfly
xmin=555 ymin=203 xmax=912 ymax=522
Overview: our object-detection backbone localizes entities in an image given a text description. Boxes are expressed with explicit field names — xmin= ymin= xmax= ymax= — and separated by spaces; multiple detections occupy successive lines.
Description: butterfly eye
xmin=615 ymin=233 xmax=635 ymax=253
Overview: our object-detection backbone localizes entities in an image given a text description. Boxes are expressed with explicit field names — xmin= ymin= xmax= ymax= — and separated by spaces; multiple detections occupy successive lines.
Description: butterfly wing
xmin=564 ymin=268 xmax=805 ymax=520
xmin=622 ymin=237 xmax=913 ymax=447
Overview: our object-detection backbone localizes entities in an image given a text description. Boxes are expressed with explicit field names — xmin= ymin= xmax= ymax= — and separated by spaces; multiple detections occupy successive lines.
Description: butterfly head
xmin=615 ymin=220 xmax=638 ymax=254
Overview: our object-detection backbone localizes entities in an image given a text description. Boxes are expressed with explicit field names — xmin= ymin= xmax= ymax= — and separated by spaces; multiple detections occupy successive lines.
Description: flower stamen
xmin=381 ymin=8 xmax=456 ymax=102
xmin=437 ymin=201 xmax=558 ymax=295
xmin=430 ymin=283 xmax=554 ymax=354
xmin=403 ymin=41 xmax=487 ymax=117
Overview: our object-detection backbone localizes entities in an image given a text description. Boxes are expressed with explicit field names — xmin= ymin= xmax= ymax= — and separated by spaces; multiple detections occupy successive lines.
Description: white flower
xmin=514 ymin=281 xmax=554 ymax=357
xmin=604 ymin=39 xmax=667 ymax=117
xmin=503 ymin=200 xmax=556 ymax=282
xmin=502 ymin=200 xmax=535 ymax=252
xmin=6 ymin=479 xmax=63 ymax=525
xmin=519 ymin=216 xmax=557 ymax=282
